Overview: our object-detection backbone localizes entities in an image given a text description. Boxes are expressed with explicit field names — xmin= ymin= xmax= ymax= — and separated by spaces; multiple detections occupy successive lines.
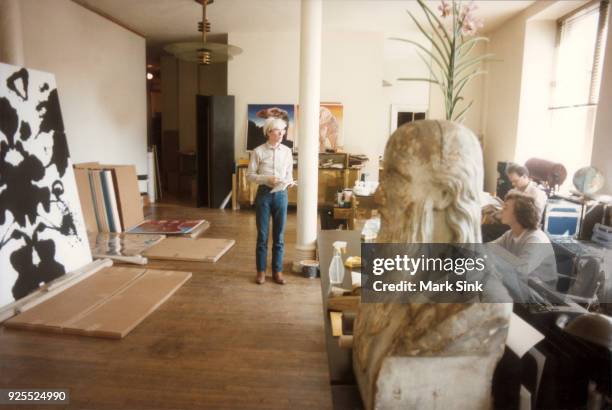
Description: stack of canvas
xmin=87 ymin=232 xmax=165 ymax=265
xmin=127 ymin=219 xmax=210 ymax=237
xmin=74 ymin=164 xmax=144 ymax=232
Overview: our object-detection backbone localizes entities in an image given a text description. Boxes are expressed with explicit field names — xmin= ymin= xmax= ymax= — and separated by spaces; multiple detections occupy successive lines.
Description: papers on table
xmin=506 ymin=312 xmax=544 ymax=357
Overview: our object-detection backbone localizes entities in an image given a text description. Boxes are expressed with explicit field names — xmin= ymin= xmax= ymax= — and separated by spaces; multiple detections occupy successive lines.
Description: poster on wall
xmin=296 ymin=102 xmax=344 ymax=152
xmin=246 ymin=104 xmax=296 ymax=151
xmin=319 ymin=103 xmax=343 ymax=152
xmin=390 ymin=104 xmax=427 ymax=134
xmin=0 ymin=63 xmax=92 ymax=309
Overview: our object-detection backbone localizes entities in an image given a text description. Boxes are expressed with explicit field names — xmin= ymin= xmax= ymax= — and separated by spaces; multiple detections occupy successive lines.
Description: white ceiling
xmin=77 ymin=0 xmax=537 ymax=50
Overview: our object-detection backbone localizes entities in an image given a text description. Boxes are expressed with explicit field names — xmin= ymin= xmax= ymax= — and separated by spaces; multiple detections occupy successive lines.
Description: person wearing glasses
xmin=247 ymin=117 xmax=294 ymax=285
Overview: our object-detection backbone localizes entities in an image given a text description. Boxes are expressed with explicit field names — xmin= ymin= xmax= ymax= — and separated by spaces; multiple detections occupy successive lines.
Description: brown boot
xmin=255 ymin=271 xmax=266 ymax=285
xmin=272 ymin=272 xmax=286 ymax=285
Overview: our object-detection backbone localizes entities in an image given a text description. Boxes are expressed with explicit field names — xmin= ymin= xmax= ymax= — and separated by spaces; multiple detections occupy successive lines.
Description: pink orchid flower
xmin=438 ymin=0 xmax=451 ymax=18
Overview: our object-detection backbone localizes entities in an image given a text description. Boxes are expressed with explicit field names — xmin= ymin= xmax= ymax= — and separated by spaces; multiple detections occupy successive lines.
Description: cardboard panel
xmin=74 ymin=162 xmax=101 ymax=169
xmin=74 ymin=168 xmax=98 ymax=233
xmin=4 ymin=267 xmax=145 ymax=332
xmin=63 ymin=270 xmax=191 ymax=339
xmin=111 ymin=165 xmax=144 ymax=230
xmin=143 ymin=237 xmax=235 ymax=262
xmin=185 ymin=220 xmax=210 ymax=238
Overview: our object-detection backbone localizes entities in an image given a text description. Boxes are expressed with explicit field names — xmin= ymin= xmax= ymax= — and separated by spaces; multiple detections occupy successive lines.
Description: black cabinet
xmin=196 ymin=95 xmax=235 ymax=208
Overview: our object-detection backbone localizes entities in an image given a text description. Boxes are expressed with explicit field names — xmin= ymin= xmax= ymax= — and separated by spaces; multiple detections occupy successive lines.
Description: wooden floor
xmin=0 ymin=202 xmax=332 ymax=409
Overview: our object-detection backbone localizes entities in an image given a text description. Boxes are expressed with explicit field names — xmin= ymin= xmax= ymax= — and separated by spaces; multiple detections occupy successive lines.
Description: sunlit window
xmin=548 ymin=0 xmax=609 ymax=187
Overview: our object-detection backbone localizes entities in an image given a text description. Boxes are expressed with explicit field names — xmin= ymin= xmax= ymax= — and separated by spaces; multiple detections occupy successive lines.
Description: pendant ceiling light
xmin=164 ymin=0 xmax=242 ymax=65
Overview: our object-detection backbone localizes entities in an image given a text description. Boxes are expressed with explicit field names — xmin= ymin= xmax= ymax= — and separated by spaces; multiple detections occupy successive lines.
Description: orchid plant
xmin=392 ymin=0 xmax=493 ymax=122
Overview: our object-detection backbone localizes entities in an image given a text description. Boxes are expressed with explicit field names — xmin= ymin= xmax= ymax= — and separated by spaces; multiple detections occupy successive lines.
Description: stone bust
xmin=353 ymin=120 xmax=511 ymax=410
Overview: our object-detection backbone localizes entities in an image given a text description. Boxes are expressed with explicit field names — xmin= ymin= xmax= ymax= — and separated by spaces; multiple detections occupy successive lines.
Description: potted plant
xmin=392 ymin=0 xmax=494 ymax=122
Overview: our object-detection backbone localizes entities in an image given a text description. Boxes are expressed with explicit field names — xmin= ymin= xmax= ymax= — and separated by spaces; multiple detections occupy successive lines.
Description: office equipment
xmin=592 ymin=223 xmax=612 ymax=248
xmin=544 ymin=200 xmax=581 ymax=236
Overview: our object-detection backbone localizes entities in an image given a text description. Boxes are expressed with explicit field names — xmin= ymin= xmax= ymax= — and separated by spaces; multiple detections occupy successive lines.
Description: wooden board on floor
xmin=143 ymin=237 xmax=235 ymax=262
xmin=182 ymin=220 xmax=210 ymax=238
xmin=63 ymin=270 xmax=191 ymax=339
xmin=4 ymin=267 xmax=145 ymax=332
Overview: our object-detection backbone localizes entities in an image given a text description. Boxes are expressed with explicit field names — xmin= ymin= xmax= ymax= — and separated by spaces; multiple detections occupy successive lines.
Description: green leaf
xmin=455 ymin=53 xmax=495 ymax=75
xmin=418 ymin=0 xmax=451 ymax=56
xmin=453 ymin=100 xmax=474 ymax=122
xmin=389 ymin=37 xmax=448 ymax=73
xmin=451 ymin=95 xmax=464 ymax=114
xmin=417 ymin=0 xmax=452 ymax=47
xmin=405 ymin=10 xmax=450 ymax=68
xmin=397 ymin=78 xmax=440 ymax=84
xmin=457 ymin=36 xmax=490 ymax=54
xmin=415 ymin=51 xmax=448 ymax=96
xmin=454 ymin=69 xmax=487 ymax=91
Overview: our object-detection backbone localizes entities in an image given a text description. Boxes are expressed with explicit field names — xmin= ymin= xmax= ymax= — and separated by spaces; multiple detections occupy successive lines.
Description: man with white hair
xmin=247 ymin=117 xmax=294 ymax=285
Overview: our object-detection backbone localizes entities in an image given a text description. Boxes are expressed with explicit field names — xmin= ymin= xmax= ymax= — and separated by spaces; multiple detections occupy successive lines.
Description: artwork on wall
xmin=319 ymin=103 xmax=343 ymax=152
xmin=0 ymin=63 xmax=92 ymax=309
xmin=246 ymin=104 xmax=295 ymax=151
xmin=295 ymin=102 xmax=344 ymax=152
xmin=390 ymin=104 xmax=428 ymax=134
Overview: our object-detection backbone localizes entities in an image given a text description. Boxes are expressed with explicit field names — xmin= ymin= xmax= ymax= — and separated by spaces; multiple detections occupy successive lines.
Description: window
xmin=547 ymin=0 xmax=609 ymax=187
xmin=552 ymin=0 xmax=609 ymax=108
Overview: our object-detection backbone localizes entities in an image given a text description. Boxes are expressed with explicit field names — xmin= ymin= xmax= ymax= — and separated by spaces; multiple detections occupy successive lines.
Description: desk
xmin=317 ymin=230 xmax=363 ymax=409
xmin=235 ymin=164 xmax=361 ymax=207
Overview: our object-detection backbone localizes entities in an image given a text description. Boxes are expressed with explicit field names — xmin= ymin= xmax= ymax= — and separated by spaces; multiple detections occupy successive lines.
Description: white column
xmin=294 ymin=0 xmax=322 ymax=269
xmin=0 ymin=0 xmax=25 ymax=66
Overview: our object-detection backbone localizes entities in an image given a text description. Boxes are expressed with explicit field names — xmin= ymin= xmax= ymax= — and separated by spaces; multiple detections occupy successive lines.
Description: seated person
xmin=491 ymin=192 xmax=558 ymax=289
xmin=481 ymin=163 xmax=548 ymax=242
xmin=505 ymin=163 xmax=547 ymax=222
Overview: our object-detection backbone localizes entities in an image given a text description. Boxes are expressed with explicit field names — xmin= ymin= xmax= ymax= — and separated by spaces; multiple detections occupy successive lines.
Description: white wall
xmin=228 ymin=30 xmax=385 ymax=177
xmin=481 ymin=12 xmax=528 ymax=193
xmin=383 ymin=31 xmax=431 ymax=137
xmin=227 ymin=31 xmax=300 ymax=159
xmin=514 ymin=19 xmax=557 ymax=166
xmin=19 ymin=0 xmax=148 ymax=174
xmin=321 ymin=31 xmax=385 ymax=177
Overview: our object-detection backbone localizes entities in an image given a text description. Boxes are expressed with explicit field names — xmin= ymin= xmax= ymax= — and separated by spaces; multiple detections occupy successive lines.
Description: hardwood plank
xmin=0 ymin=203 xmax=332 ymax=409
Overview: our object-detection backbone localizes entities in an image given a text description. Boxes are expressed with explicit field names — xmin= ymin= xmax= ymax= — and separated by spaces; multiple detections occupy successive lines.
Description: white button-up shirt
xmin=247 ymin=142 xmax=294 ymax=188
xmin=509 ymin=181 xmax=548 ymax=220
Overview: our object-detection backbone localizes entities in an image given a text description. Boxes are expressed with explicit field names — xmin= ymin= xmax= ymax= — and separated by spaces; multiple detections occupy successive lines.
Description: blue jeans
xmin=255 ymin=185 xmax=288 ymax=273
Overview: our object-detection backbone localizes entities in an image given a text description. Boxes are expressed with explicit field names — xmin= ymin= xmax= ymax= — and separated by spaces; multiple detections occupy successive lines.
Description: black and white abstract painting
xmin=0 ymin=63 xmax=91 ymax=309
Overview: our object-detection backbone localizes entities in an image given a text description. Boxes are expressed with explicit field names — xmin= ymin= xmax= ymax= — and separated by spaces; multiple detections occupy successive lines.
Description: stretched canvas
xmin=88 ymin=232 xmax=165 ymax=257
xmin=296 ymin=103 xmax=344 ymax=152
xmin=319 ymin=103 xmax=343 ymax=152
xmin=127 ymin=219 xmax=205 ymax=235
xmin=246 ymin=104 xmax=295 ymax=151
xmin=0 ymin=63 xmax=92 ymax=308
